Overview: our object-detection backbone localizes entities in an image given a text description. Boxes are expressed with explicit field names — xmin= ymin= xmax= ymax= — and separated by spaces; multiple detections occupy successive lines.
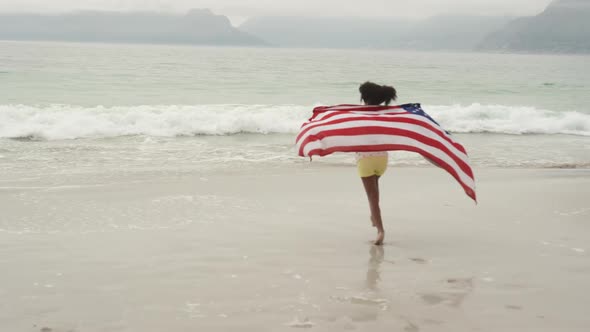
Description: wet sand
xmin=1 ymin=165 xmax=589 ymax=331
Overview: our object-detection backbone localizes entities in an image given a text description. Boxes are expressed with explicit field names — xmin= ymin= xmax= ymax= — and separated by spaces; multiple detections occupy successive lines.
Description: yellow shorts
xmin=357 ymin=156 xmax=388 ymax=178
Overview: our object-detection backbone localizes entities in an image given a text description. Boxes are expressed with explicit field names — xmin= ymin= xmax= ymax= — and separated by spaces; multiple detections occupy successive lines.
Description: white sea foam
xmin=0 ymin=103 xmax=588 ymax=140
xmin=429 ymin=104 xmax=590 ymax=136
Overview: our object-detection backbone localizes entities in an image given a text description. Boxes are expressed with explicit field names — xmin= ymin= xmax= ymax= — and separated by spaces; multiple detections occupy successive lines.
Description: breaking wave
xmin=1 ymin=103 xmax=588 ymax=140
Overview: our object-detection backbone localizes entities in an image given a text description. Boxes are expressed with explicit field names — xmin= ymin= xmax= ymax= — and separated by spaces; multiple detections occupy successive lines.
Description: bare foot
xmin=370 ymin=215 xmax=377 ymax=227
xmin=374 ymin=231 xmax=385 ymax=246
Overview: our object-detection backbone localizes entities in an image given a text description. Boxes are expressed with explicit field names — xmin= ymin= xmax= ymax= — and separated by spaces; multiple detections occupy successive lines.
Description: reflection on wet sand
xmin=366 ymin=245 xmax=384 ymax=291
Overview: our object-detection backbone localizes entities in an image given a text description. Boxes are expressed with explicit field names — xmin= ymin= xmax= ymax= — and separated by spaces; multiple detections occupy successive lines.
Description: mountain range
xmin=240 ymin=15 xmax=513 ymax=50
xmin=0 ymin=0 xmax=588 ymax=54
xmin=477 ymin=0 xmax=590 ymax=53
xmin=0 ymin=9 xmax=265 ymax=46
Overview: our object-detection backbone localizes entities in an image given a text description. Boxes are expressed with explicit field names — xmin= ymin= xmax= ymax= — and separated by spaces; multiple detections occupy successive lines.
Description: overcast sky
xmin=0 ymin=0 xmax=555 ymax=24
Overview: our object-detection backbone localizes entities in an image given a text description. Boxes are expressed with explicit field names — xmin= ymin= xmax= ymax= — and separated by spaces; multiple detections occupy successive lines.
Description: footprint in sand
xmin=404 ymin=321 xmax=421 ymax=332
xmin=447 ymin=278 xmax=473 ymax=289
xmin=410 ymin=258 xmax=428 ymax=264
xmin=421 ymin=294 xmax=445 ymax=305
xmin=505 ymin=305 xmax=523 ymax=311
xmin=421 ymin=278 xmax=474 ymax=308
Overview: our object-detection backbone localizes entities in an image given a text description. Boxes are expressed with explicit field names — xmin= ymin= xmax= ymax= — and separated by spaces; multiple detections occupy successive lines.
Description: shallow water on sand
xmin=1 ymin=168 xmax=589 ymax=331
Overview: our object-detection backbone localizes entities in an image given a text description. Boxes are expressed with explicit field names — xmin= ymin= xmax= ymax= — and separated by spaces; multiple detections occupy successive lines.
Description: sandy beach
xmin=1 ymin=29 xmax=590 ymax=332
xmin=1 ymin=163 xmax=589 ymax=332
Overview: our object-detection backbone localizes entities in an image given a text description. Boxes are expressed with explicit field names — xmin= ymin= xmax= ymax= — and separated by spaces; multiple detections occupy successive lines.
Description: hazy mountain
xmin=394 ymin=16 xmax=514 ymax=50
xmin=0 ymin=9 xmax=266 ymax=46
xmin=478 ymin=0 xmax=590 ymax=53
xmin=240 ymin=15 xmax=512 ymax=50
xmin=240 ymin=17 xmax=410 ymax=49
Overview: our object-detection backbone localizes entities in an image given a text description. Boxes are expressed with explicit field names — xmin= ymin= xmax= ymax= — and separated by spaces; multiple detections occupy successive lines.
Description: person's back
xmin=356 ymin=81 xmax=397 ymax=245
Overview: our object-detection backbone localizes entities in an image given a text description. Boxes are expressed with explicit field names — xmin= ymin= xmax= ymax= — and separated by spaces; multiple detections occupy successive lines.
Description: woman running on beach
xmin=357 ymin=82 xmax=397 ymax=245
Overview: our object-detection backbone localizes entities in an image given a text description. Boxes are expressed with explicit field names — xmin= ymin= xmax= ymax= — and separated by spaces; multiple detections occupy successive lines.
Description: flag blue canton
xmin=401 ymin=103 xmax=450 ymax=135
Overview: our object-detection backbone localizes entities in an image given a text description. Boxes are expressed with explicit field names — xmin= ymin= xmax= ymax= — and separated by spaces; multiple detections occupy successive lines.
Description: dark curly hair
xmin=359 ymin=81 xmax=397 ymax=106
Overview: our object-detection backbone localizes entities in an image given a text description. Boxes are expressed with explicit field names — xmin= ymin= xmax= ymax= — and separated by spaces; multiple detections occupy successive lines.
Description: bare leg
xmin=362 ymin=175 xmax=385 ymax=245
xmin=370 ymin=176 xmax=381 ymax=227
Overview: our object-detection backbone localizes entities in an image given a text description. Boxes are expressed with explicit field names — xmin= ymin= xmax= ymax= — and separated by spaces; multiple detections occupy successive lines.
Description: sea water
xmin=1 ymin=41 xmax=589 ymax=176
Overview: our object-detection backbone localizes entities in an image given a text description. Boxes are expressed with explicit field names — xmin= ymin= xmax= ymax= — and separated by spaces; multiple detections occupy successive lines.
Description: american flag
xmin=295 ymin=104 xmax=477 ymax=202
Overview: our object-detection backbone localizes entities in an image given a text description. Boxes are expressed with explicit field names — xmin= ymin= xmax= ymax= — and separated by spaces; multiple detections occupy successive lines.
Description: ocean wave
xmin=0 ymin=103 xmax=588 ymax=140
xmin=0 ymin=104 xmax=310 ymax=140
xmin=429 ymin=104 xmax=590 ymax=136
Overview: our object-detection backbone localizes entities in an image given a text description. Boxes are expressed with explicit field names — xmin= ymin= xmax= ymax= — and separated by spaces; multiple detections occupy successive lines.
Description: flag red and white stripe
xmin=295 ymin=104 xmax=477 ymax=202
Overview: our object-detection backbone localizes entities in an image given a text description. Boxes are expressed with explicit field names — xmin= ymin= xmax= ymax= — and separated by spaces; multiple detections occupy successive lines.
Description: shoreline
xmin=1 ymin=166 xmax=589 ymax=331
